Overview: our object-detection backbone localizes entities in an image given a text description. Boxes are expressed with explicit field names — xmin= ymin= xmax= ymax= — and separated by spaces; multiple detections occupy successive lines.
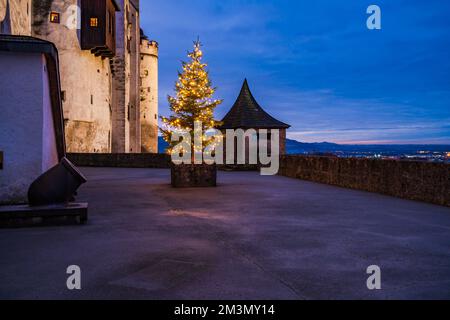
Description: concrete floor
xmin=1 ymin=167 xmax=450 ymax=300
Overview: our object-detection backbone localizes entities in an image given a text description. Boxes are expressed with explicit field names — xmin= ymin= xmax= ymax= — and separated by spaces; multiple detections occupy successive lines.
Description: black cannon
xmin=28 ymin=157 xmax=87 ymax=206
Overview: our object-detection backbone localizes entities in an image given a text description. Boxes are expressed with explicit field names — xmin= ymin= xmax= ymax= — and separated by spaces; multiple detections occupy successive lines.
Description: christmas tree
xmin=160 ymin=40 xmax=222 ymax=156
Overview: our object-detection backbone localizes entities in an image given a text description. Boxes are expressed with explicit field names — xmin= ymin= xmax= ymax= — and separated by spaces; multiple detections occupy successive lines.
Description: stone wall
xmin=67 ymin=153 xmax=170 ymax=168
xmin=2 ymin=0 xmax=157 ymax=154
xmin=32 ymin=0 xmax=112 ymax=153
xmin=112 ymin=0 xmax=141 ymax=153
xmin=128 ymin=0 xmax=140 ymax=153
xmin=111 ymin=54 xmax=128 ymax=152
xmin=140 ymin=38 xmax=158 ymax=153
xmin=279 ymin=155 xmax=450 ymax=207
xmin=0 ymin=0 xmax=32 ymax=35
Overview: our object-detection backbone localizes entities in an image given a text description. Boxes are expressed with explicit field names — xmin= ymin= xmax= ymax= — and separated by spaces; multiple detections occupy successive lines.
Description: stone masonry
xmin=1 ymin=0 xmax=159 ymax=154
xmin=0 ymin=0 xmax=32 ymax=35
xmin=140 ymin=37 xmax=158 ymax=153
xmin=279 ymin=155 xmax=450 ymax=207
xmin=32 ymin=0 xmax=112 ymax=153
xmin=111 ymin=0 xmax=150 ymax=153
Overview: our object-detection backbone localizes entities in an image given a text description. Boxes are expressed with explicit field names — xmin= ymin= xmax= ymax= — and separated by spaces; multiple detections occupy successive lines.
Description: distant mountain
xmin=159 ymin=137 xmax=341 ymax=154
xmin=159 ymin=136 xmax=449 ymax=157
xmin=285 ymin=138 xmax=450 ymax=156
xmin=286 ymin=139 xmax=340 ymax=154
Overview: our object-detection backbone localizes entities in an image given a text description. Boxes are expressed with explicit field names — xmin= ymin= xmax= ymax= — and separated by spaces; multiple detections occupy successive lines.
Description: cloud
xmin=288 ymin=125 xmax=450 ymax=144
xmin=140 ymin=0 xmax=450 ymax=145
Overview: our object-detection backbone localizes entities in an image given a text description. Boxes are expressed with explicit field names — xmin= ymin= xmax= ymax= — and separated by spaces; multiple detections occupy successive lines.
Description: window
xmin=0 ymin=151 xmax=3 ymax=170
xmin=90 ymin=17 xmax=99 ymax=27
xmin=50 ymin=12 xmax=60 ymax=24
xmin=61 ymin=90 xmax=66 ymax=102
xmin=91 ymin=95 xmax=94 ymax=105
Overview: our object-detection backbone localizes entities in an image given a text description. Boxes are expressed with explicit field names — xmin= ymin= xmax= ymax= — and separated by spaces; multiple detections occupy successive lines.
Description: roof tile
xmin=220 ymin=79 xmax=290 ymax=129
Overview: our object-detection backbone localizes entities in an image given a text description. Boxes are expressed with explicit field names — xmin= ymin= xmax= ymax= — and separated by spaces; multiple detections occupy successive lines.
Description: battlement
xmin=140 ymin=39 xmax=158 ymax=57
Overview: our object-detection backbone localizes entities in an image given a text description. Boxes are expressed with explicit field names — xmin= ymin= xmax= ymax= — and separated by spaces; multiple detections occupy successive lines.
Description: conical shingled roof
xmin=220 ymin=79 xmax=290 ymax=129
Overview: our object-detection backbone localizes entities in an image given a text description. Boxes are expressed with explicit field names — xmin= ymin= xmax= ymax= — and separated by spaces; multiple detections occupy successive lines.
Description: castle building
xmin=0 ymin=0 xmax=32 ymax=36
xmin=139 ymin=30 xmax=158 ymax=153
xmin=220 ymin=79 xmax=290 ymax=162
xmin=32 ymin=0 xmax=117 ymax=153
xmin=109 ymin=0 xmax=158 ymax=153
xmin=0 ymin=0 xmax=158 ymax=154
xmin=111 ymin=0 xmax=138 ymax=153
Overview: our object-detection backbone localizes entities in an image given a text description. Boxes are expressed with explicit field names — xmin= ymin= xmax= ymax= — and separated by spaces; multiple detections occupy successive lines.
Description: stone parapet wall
xmin=279 ymin=155 xmax=450 ymax=207
xmin=67 ymin=153 xmax=170 ymax=169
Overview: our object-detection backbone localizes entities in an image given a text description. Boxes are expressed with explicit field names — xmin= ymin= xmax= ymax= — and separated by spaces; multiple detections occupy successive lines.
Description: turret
xmin=139 ymin=31 xmax=158 ymax=153
xmin=140 ymin=38 xmax=158 ymax=58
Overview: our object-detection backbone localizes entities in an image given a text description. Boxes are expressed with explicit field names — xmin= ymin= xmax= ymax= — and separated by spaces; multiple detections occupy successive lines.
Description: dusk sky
xmin=140 ymin=0 xmax=450 ymax=144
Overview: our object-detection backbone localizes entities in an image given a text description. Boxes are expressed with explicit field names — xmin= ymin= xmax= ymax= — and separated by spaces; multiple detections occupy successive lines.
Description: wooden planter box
xmin=171 ymin=163 xmax=217 ymax=188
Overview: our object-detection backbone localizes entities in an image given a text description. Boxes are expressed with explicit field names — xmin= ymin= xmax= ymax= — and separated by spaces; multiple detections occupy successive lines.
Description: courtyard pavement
xmin=1 ymin=167 xmax=450 ymax=299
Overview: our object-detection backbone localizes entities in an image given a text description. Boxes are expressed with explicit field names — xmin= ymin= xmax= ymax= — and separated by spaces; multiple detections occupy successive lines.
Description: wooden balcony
xmin=80 ymin=0 xmax=120 ymax=58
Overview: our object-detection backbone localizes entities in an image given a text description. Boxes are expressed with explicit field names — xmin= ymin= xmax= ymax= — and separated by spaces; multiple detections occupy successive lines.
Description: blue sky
xmin=140 ymin=0 xmax=450 ymax=144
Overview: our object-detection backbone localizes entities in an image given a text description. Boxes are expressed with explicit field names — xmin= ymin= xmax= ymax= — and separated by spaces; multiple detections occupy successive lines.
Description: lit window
xmin=90 ymin=17 xmax=99 ymax=27
xmin=50 ymin=12 xmax=60 ymax=24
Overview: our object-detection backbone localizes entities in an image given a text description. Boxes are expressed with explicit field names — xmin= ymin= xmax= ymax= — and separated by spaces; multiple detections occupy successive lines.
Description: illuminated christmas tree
xmin=160 ymin=40 xmax=222 ymax=155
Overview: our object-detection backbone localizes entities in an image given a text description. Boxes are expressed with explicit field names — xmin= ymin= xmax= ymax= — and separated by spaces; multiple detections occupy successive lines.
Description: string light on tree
xmin=160 ymin=39 xmax=223 ymax=156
